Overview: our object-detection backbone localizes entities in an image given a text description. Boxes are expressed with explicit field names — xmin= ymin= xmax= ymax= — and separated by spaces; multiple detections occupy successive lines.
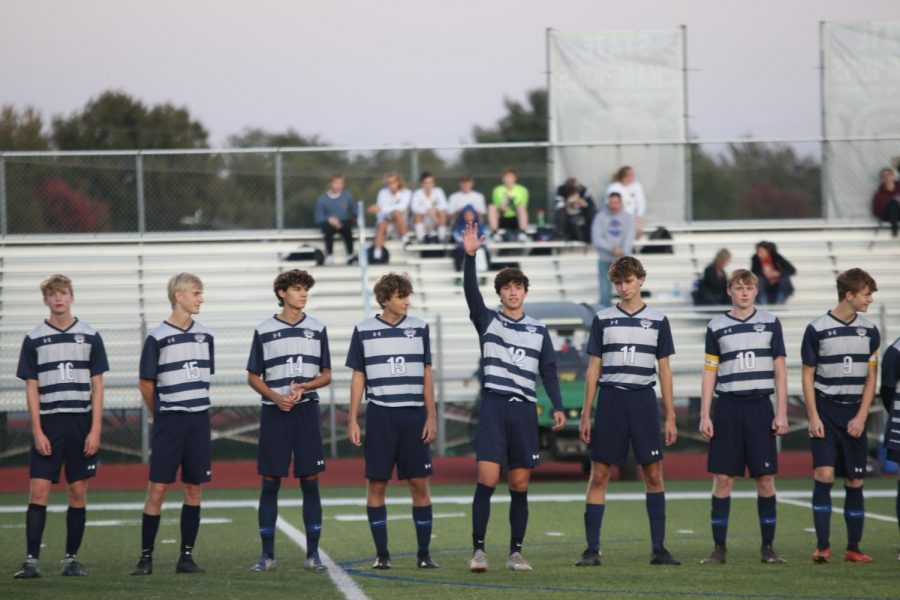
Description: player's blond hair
xmin=727 ymin=269 xmax=757 ymax=288
xmin=167 ymin=272 xmax=203 ymax=308
xmin=40 ymin=274 xmax=73 ymax=296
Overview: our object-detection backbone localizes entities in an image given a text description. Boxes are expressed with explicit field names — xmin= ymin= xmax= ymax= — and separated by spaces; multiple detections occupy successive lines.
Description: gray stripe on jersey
xmin=149 ymin=322 xmax=213 ymax=413
xmin=356 ymin=315 xmax=428 ymax=406
xmin=708 ymin=311 xmax=779 ymax=396
xmin=256 ymin=316 xmax=326 ymax=405
xmin=481 ymin=316 xmax=545 ymax=401
xmin=27 ymin=321 xmax=100 ymax=414
xmin=808 ymin=313 xmax=877 ymax=398
xmin=595 ymin=306 xmax=667 ymax=388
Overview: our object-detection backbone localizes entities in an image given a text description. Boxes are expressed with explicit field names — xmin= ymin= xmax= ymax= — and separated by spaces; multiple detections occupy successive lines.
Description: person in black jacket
xmin=751 ymin=241 xmax=795 ymax=305
xmin=695 ymin=249 xmax=731 ymax=305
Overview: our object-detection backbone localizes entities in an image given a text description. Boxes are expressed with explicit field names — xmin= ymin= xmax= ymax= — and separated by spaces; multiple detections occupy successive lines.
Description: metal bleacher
xmin=1 ymin=222 xmax=898 ymax=417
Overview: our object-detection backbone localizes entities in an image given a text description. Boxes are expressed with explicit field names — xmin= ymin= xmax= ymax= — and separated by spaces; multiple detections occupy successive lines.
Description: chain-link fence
xmin=2 ymin=137 xmax=896 ymax=236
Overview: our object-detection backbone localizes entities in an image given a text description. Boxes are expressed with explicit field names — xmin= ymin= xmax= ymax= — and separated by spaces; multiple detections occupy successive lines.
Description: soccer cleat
xmin=505 ymin=552 xmax=533 ymax=572
xmin=250 ymin=555 xmax=277 ymax=572
xmin=516 ymin=231 xmax=528 ymax=243
xmin=175 ymin=554 xmax=205 ymax=574
xmin=304 ymin=554 xmax=326 ymax=572
xmin=416 ymin=554 xmax=439 ymax=569
xmin=844 ymin=549 xmax=873 ymax=563
xmin=60 ymin=556 xmax=86 ymax=576
xmin=13 ymin=558 xmax=41 ymax=579
xmin=760 ymin=544 xmax=785 ymax=564
xmin=574 ymin=549 xmax=601 ymax=567
xmin=650 ymin=547 xmax=681 ymax=565
xmin=130 ymin=555 xmax=153 ymax=576
xmin=700 ymin=546 xmax=727 ymax=565
xmin=812 ymin=547 xmax=831 ymax=564
xmin=469 ymin=549 xmax=488 ymax=573
xmin=371 ymin=554 xmax=391 ymax=570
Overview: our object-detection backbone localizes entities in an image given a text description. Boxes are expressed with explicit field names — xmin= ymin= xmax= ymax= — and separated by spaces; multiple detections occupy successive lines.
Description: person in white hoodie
xmin=410 ymin=172 xmax=449 ymax=242
xmin=591 ymin=192 xmax=635 ymax=307
xmin=368 ymin=172 xmax=412 ymax=261
xmin=605 ymin=166 xmax=646 ymax=239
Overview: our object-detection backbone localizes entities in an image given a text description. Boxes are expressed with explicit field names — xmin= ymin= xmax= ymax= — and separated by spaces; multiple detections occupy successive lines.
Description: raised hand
xmin=462 ymin=221 xmax=484 ymax=256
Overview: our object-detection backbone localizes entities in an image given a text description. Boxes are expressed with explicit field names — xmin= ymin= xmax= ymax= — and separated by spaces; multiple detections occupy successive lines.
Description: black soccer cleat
xmin=574 ymin=549 xmax=601 ymax=567
xmin=700 ymin=546 xmax=726 ymax=565
xmin=416 ymin=554 xmax=439 ymax=569
xmin=371 ymin=553 xmax=391 ymax=570
xmin=650 ymin=547 xmax=681 ymax=565
xmin=60 ymin=556 xmax=86 ymax=576
xmin=175 ymin=554 xmax=205 ymax=574
xmin=130 ymin=555 xmax=152 ymax=576
xmin=14 ymin=558 xmax=41 ymax=579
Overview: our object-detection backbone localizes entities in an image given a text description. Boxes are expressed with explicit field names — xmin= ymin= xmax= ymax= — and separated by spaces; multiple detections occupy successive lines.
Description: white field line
xmin=776 ymin=497 xmax=897 ymax=523
xmin=332 ymin=511 xmax=464 ymax=522
xmin=0 ymin=517 xmax=232 ymax=529
xmin=0 ymin=489 xmax=895 ymax=514
xmin=275 ymin=515 xmax=369 ymax=600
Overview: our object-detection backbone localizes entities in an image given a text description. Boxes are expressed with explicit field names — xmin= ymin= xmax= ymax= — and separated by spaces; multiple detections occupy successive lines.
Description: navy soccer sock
xmin=140 ymin=512 xmax=161 ymax=557
xmin=301 ymin=478 xmax=323 ymax=559
xmin=180 ymin=504 xmax=201 ymax=556
xmin=472 ymin=483 xmax=495 ymax=552
xmin=412 ymin=505 xmax=433 ymax=557
xmin=367 ymin=505 xmax=389 ymax=556
xmin=844 ymin=486 xmax=864 ymax=552
xmin=509 ymin=490 xmax=528 ymax=555
xmin=258 ymin=478 xmax=281 ymax=559
xmin=646 ymin=491 xmax=666 ymax=552
xmin=25 ymin=503 xmax=47 ymax=559
xmin=711 ymin=495 xmax=730 ymax=548
xmin=65 ymin=506 xmax=87 ymax=557
xmin=812 ymin=480 xmax=833 ymax=551
xmin=584 ymin=503 xmax=605 ymax=553
xmin=896 ymin=480 xmax=900 ymax=534
xmin=757 ymin=495 xmax=776 ymax=546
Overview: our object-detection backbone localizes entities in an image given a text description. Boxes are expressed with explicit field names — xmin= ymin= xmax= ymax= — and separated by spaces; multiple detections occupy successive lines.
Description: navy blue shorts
xmin=149 ymin=411 xmax=212 ymax=485
xmin=707 ymin=394 xmax=777 ymax=478
xmin=590 ymin=386 xmax=663 ymax=466
xmin=258 ymin=401 xmax=326 ymax=478
xmin=364 ymin=403 xmax=433 ymax=481
xmin=30 ymin=413 xmax=98 ymax=484
xmin=475 ymin=391 xmax=540 ymax=469
xmin=810 ymin=396 xmax=867 ymax=479
xmin=888 ymin=448 xmax=900 ymax=464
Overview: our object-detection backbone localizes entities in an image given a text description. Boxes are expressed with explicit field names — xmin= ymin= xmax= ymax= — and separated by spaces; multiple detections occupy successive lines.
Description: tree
xmin=0 ymin=106 xmax=49 ymax=150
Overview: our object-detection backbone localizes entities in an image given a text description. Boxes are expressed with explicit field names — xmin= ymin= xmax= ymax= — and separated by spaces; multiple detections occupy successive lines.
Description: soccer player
xmin=576 ymin=256 xmax=680 ymax=567
xmin=802 ymin=268 xmax=880 ymax=564
xmin=880 ymin=335 xmax=900 ymax=561
xmin=13 ymin=275 xmax=109 ymax=579
xmin=131 ymin=273 xmax=214 ymax=576
xmin=247 ymin=270 xmax=332 ymax=573
xmin=346 ymin=273 xmax=438 ymax=569
xmin=698 ymin=269 xmax=788 ymax=565
xmin=460 ymin=223 xmax=566 ymax=573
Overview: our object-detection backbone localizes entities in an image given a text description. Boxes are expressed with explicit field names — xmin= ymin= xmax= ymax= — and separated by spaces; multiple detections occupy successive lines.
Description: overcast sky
xmin=1 ymin=0 xmax=898 ymax=147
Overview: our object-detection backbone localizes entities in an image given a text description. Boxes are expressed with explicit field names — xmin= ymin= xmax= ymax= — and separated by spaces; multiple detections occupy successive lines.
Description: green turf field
xmin=0 ymin=478 xmax=898 ymax=600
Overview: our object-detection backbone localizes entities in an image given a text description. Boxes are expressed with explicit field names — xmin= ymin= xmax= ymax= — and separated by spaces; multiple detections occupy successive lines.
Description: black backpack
xmin=641 ymin=226 xmax=673 ymax=254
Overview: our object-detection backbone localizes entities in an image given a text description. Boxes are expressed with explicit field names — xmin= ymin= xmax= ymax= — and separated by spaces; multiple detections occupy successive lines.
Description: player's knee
xmin=754 ymin=475 xmax=775 ymax=496
xmin=67 ymin=481 xmax=87 ymax=507
xmin=642 ymin=467 xmax=664 ymax=490
xmin=844 ymin=478 xmax=864 ymax=489
xmin=28 ymin=480 xmax=51 ymax=505
xmin=814 ymin=467 xmax=835 ymax=484
xmin=588 ymin=464 xmax=611 ymax=488
xmin=713 ymin=474 xmax=735 ymax=496
xmin=407 ymin=478 xmax=430 ymax=503
xmin=182 ymin=484 xmax=202 ymax=504
xmin=367 ymin=479 xmax=388 ymax=502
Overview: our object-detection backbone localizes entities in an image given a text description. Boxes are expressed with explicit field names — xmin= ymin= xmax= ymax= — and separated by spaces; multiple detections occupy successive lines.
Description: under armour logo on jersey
xmin=650 ymin=450 xmax=660 ymax=456
xmin=303 ymin=329 xmax=314 ymax=339
xmin=856 ymin=328 xmax=867 ymax=337
xmin=42 ymin=337 xmax=52 ymax=344
xmin=723 ymin=328 xmax=733 ymax=335
xmin=610 ymin=320 xmax=619 ymax=325
xmin=640 ymin=320 xmax=652 ymax=329
xmin=74 ymin=334 xmax=85 ymax=344
xmin=526 ymin=326 xmax=537 ymax=334
xmin=167 ymin=337 xmax=176 ymax=344
xmin=194 ymin=334 xmax=206 ymax=343
xmin=371 ymin=331 xmax=382 ymax=337
xmin=273 ymin=331 xmax=282 ymax=338
xmin=404 ymin=328 xmax=416 ymax=338
xmin=753 ymin=324 xmax=766 ymax=333
xmin=827 ymin=330 xmax=837 ymax=337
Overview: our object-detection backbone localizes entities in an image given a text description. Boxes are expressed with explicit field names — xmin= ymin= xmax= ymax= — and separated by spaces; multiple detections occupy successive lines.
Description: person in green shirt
xmin=489 ymin=168 xmax=529 ymax=242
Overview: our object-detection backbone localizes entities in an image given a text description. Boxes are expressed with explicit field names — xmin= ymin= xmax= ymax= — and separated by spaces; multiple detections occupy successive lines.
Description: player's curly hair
xmin=494 ymin=267 xmax=529 ymax=295
xmin=836 ymin=268 xmax=877 ymax=302
xmin=273 ymin=269 xmax=316 ymax=307
xmin=374 ymin=272 xmax=413 ymax=307
xmin=607 ymin=256 xmax=646 ymax=283
xmin=40 ymin=274 xmax=73 ymax=297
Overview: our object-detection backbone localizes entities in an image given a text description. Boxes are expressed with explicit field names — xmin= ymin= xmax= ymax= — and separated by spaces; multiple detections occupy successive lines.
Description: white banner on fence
xmin=548 ymin=28 xmax=687 ymax=224
xmin=822 ymin=21 xmax=900 ymax=220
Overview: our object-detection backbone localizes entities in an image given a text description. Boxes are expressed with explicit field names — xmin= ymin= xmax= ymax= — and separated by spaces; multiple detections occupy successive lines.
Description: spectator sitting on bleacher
xmin=872 ymin=167 xmax=900 ymax=238
xmin=452 ymin=204 xmax=488 ymax=272
xmin=489 ymin=168 xmax=529 ymax=242
xmin=411 ymin=171 xmax=449 ymax=242
xmin=605 ymin=165 xmax=646 ymax=239
xmin=694 ymin=248 xmax=731 ymax=305
xmin=367 ymin=172 xmax=411 ymax=261
xmin=448 ymin=174 xmax=486 ymax=223
xmin=751 ymin=241 xmax=795 ymax=305
xmin=553 ymin=177 xmax=596 ymax=243
xmin=314 ymin=172 xmax=357 ymax=266
xmin=591 ymin=192 xmax=635 ymax=307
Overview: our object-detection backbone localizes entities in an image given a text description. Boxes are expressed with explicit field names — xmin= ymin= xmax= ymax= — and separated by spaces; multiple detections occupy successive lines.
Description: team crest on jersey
xmin=856 ymin=328 xmax=867 ymax=338
xmin=526 ymin=326 xmax=537 ymax=334
xmin=194 ymin=334 xmax=206 ymax=343
xmin=303 ymin=329 xmax=314 ymax=339
xmin=640 ymin=320 xmax=652 ymax=329
xmin=73 ymin=334 xmax=85 ymax=344
xmin=753 ymin=324 xmax=766 ymax=333
xmin=404 ymin=328 xmax=417 ymax=338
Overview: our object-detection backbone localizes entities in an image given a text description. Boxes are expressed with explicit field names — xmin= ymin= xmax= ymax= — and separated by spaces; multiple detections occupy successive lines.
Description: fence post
xmin=0 ymin=153 xmax=7 ymax=236
xmin=329 ymin=382 xmax=338 ymax=458
xmin=410 ymin=147 xmax=419 ymax=187
xmin=275 ymin=150 xmax=285 ymax=231
xmin=436 ymin=314 xmax=447 ymax=457
xmin=135 ymin=152 xmax=146 ymax=234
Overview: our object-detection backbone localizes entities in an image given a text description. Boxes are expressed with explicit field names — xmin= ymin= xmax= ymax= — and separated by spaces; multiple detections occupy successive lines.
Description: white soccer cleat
xmin=505 ymin=551 xmax=533 ymax=571
xmin=469 ymin=549 xmax=488 ymax=573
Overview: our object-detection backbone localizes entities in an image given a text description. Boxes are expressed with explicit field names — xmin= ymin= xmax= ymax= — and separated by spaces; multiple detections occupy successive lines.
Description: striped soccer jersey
xmin=345 ymin=314 xmax=431 ymax=407
xmin=247 ymin=314 xmax=330 ymax=405
xmin=881 ymin=338 xmax=900 ymax=452
xmin=140 ymin=320 xmax=215 ymax=413
xmin=704 ymin=309 xmax=785 ymax=397
xmin=588 ymin=304 xmax=675 ymax=390
xmin=801 ymin=311 xmax=880 ymax=403
xmin=16 ymin=319 xmax=109 ymax=415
